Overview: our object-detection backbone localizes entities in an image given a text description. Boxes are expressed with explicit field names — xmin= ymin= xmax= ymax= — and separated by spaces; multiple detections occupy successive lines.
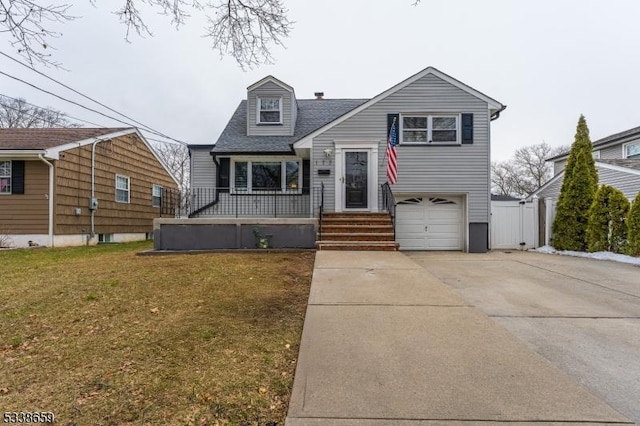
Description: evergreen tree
xmin=627 ymin=192 xmax=640 ymax=257
xmin=552 ymin=115 xmax=598 ymax=251
xmin=587 ymin=185 xmax=630 ymax=253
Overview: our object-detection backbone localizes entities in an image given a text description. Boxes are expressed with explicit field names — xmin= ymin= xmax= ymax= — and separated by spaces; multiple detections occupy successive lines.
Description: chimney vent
xmin=314 ymin=92 xmax=324 ymax=100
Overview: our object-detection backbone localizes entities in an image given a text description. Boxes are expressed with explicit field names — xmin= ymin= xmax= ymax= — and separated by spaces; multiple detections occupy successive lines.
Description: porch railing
xmin=381 ymin=182 xmax=396 ymax=239
xmin=189 ymin=188 xmax=311 ymax=218
xmin=318 ymin=182 xmax=325 ymax=241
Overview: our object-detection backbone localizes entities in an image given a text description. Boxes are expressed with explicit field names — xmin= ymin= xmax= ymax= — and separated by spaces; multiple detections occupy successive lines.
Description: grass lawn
xmin=0 ymin=241 xmax=315 ymax=425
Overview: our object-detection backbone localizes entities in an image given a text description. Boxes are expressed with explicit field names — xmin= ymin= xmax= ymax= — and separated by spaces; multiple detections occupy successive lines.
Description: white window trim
xmin=256 ymin=96 xmax=283 ymax=125
xmin=152 ymin=184 xmax=163 ymax=207
xmin=231 ymin=158 xmax=302 ymax=194
xmin=592 ymin=150 xmax=601 ymax=159
xmin=0 ymin=160 xmax=11 ymax=195
xmin=115 ymin=174 xmax=130 ymax=203
xmin=623 ymin=140 xmax=640 ymax=159
xmin=399 ymin=113 xmax=461 ymax=145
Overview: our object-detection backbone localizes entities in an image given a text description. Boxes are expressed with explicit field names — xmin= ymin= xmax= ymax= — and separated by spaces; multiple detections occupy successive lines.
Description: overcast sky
xmin=2 ymin=0 xmax=640 ymax=161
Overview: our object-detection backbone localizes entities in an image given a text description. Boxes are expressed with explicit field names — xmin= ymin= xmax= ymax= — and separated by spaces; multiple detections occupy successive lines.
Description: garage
xmin=396 ymin=195 xmax=464 ymax=250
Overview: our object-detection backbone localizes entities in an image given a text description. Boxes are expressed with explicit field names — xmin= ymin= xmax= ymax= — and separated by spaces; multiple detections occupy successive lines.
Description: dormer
xmin=246 ymin=76 xmax=297 ymax=137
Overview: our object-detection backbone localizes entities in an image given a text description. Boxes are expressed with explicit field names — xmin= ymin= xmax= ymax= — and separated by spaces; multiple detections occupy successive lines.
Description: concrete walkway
xmin=286 ymin=251 xmax=633 ymax=425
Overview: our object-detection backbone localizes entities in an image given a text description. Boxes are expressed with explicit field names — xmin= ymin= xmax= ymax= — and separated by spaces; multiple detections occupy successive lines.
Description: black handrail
xmin=318 ymin=182 xmax=325 ymax=241
xmin=381 ymin=182 xmax=396 ymax=240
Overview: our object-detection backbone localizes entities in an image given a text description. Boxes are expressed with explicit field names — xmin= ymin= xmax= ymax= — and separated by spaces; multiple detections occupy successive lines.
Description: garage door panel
xmin=397 ymin=195 xmax=463 ymax=251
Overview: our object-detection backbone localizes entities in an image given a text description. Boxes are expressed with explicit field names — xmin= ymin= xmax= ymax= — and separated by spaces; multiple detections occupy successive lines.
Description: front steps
xmin=316 ymin=212 xmax=399 ymax=251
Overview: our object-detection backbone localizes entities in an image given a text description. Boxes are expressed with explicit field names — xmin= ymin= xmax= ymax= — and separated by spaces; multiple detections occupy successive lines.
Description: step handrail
xmin=381 ymin=182 xmax=396 ymax=240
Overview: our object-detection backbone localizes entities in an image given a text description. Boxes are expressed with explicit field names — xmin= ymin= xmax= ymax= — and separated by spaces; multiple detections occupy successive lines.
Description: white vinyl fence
xmin=490 ymin=200 xmax=538 ymax=250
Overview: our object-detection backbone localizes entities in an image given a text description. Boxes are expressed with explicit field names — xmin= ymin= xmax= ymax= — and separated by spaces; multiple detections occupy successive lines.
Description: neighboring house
xmin=532 ymin=126 xmax=640 ymax=201
xmin=189 ymin=67 xmax=505 ymax=252
xmin=529 ymin=125 xmax=640 ymax=246
xmin=0 ymin=128 xmax=179 ymax=248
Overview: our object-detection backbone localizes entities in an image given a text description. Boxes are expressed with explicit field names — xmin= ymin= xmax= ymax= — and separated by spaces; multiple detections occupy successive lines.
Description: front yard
xmin=0 ymin=242 xmax=315 ymax=425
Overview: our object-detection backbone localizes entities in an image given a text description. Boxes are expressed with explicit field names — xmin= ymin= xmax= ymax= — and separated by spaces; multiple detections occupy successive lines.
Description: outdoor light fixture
xmin=323 ymin=148 xmax=333 ymax=158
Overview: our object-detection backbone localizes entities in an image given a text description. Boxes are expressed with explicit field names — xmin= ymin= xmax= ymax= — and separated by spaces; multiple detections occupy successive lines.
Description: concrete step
xmin=318 ymin=232 xmax=396 ymax=242
xmin=316 ymin=241 xmax=399 ymax=251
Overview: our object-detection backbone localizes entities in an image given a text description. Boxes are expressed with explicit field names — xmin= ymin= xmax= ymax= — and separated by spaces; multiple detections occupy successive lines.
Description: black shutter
xmin=302 ymin=160 xmax=310 ymax=194
xmin=217 ymin=158 xmax=230 ymax=193
xmin=387 ymin=113 xmax=400 ymax=144
xmin=461 ymin=113 xmax=473 ymax=144
xmin=12 ymin=160 xmax=25 ymax=194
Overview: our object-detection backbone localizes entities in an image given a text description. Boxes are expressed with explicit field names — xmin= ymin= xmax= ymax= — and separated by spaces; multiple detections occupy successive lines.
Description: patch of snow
xmin=533 ymin=245 xmax=640 ymax=266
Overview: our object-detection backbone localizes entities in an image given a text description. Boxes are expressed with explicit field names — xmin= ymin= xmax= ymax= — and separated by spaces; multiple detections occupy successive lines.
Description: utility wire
xmin=0 ymin=49 xmax=186 ymax=144
xmin=0 ymin=93 xmax=108 ymax=128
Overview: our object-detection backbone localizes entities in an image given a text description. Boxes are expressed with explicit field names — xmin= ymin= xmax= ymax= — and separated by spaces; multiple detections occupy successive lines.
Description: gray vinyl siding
xmin=247 ymin=81 xmax=295 ymax=136
xmin=600 ymin=143 xmax=626 ymax=159
xmin=598 ymin=167 xmax=640 ymax=200
xmin=190 ymin=147 xmax=216 ymax=190
xmin=553 ymin=159 xmax=567 ymax=175
xmin=537 ymin=173 xmax=564 ymax=200
xmin=537 ymin=166 xmax=640 ymax=201
xmin=312 ymin=73 xmax=491 ymax=223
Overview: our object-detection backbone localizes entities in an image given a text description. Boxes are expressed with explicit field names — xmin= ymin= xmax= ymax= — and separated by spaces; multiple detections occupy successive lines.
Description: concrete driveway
xmin=406 ymin=250 xmax=640 ymax=424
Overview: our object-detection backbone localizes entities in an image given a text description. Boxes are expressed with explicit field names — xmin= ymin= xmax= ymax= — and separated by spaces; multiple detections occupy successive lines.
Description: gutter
xmin=490 ymin=104 xmax=507 ymax=121
xmin=189 ymin=153 xmax=221 ymax=218
xmin=38 ymin=154 xmax=55 ymax=247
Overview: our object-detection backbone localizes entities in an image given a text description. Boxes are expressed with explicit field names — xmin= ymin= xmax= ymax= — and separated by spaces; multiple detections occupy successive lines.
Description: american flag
xmin=386 ymin=118 xmax=398 ymax=184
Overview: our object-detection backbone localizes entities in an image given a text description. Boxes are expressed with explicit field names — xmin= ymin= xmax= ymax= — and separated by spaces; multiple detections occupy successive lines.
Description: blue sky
xmin=2 ymin=0 xmax=640 ymax=160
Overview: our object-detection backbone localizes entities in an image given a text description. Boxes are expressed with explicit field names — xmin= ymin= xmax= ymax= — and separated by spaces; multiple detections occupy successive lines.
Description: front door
xmin=344 ymin=151 xmax=368 ymax=209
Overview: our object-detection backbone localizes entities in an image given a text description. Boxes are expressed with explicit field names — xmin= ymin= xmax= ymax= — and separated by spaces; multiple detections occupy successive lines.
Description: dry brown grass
xmin=0 ymin=242 xmax=315 ymax=425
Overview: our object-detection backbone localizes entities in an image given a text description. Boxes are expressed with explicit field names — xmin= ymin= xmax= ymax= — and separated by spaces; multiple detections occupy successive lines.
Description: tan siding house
xmin=0 ymin=128 xmax=178 ymax=248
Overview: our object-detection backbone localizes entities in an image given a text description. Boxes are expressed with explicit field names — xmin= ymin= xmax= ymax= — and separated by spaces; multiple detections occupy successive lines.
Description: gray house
xmin=533 ymin=125 xmax=640 ymax=201
xmin=188 ymin=67 xmax=505 ymax=252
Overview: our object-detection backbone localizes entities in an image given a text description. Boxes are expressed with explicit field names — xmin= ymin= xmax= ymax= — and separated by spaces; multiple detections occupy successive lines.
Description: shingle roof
xmin=212 ymin=99 xmax=368 ymax=154
xmin=597 ymin=159 xmax=640 ymax=171
xmin=0 ymin=128 xmax=132 ymax=150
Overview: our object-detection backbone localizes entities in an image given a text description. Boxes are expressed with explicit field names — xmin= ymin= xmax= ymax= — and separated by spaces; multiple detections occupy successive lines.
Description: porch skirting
xmin=153 ymin=218 xmax=318 ymax=250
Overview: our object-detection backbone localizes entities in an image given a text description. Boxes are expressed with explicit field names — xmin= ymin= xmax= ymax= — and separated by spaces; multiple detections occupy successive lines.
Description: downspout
xmin=38 ymin=154 xmax=55 ymax=247
xmin=90 ymin=139 xmax=108 ymax=240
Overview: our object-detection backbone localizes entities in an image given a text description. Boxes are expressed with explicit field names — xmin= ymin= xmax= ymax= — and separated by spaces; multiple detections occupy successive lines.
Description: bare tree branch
xmin=1 ymin=0 xmax=293 ymax=69
xmin=0 ymin=0 xmax=75 ymax=67
xmin=0 ymin=95 xmax=79 ymax=127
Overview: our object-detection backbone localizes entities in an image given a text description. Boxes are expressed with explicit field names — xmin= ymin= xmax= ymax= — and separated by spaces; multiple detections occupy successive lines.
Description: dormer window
xmin=257 ymin=97 xmax=282 ymax=124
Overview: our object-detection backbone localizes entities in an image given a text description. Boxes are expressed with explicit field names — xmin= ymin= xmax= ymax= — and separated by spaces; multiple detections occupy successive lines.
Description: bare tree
xmin=491 ymin=142 xmax=569 ymax=198
xmin=151 ymin=141 xmax=190 ymax=214
xmin=1 ymin=0 xmax=293 ymax=69
xmin=0 ymin=96 xmax=79 ymax=128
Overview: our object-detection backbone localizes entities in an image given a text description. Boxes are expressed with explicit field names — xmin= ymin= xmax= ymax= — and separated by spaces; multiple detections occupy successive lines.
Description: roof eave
xmin=0 ymin=149 xmax=47 ymax=159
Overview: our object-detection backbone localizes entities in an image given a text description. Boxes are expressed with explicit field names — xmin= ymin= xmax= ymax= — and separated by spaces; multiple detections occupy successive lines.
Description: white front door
xmin=396 ymin=195 xmax=464 ymax=250
xmin=334 ymin=141 xmax=379 ymax=212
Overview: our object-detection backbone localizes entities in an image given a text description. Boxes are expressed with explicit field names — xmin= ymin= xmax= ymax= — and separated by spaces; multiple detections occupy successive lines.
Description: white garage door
xmin=396 ymin=196 xmax=464 ymax=250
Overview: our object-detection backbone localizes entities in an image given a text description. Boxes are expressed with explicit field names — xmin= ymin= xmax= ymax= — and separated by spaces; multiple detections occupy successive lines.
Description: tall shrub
xmin=552 ymin=115 xmax=598 ymax=251
xmin=627 ymin=192 xmax=640 ymax=256
xmin=587 ymin=186 xmax=612 ymax=252
xmin=587 ymin=185 xmax=630 ymax=253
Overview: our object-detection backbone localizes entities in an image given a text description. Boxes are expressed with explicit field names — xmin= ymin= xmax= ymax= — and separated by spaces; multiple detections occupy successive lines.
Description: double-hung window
xmin=115 ymin=175 xmax=130 ymax=203
xmin=257 ymin=97 xmax=282 ymax=124
xmin=624 ymin=141 xmax=640 ymax=159
xmin=152 ymin=184 xmax=163 ymax=207
xmin=400 ymin=114 xmax=459 ymax=144
xmin=233 ymin=160 xmax=301 ymax=193
xmin=0 ymin=161 xmax=10 ymax=194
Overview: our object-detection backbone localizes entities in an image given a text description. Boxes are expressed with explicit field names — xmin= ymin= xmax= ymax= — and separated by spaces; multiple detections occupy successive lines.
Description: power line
xmin=0 ymin=49 xmax=187 ymax=144
xmin=0 ymin=93 xmax=108 ymax=128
